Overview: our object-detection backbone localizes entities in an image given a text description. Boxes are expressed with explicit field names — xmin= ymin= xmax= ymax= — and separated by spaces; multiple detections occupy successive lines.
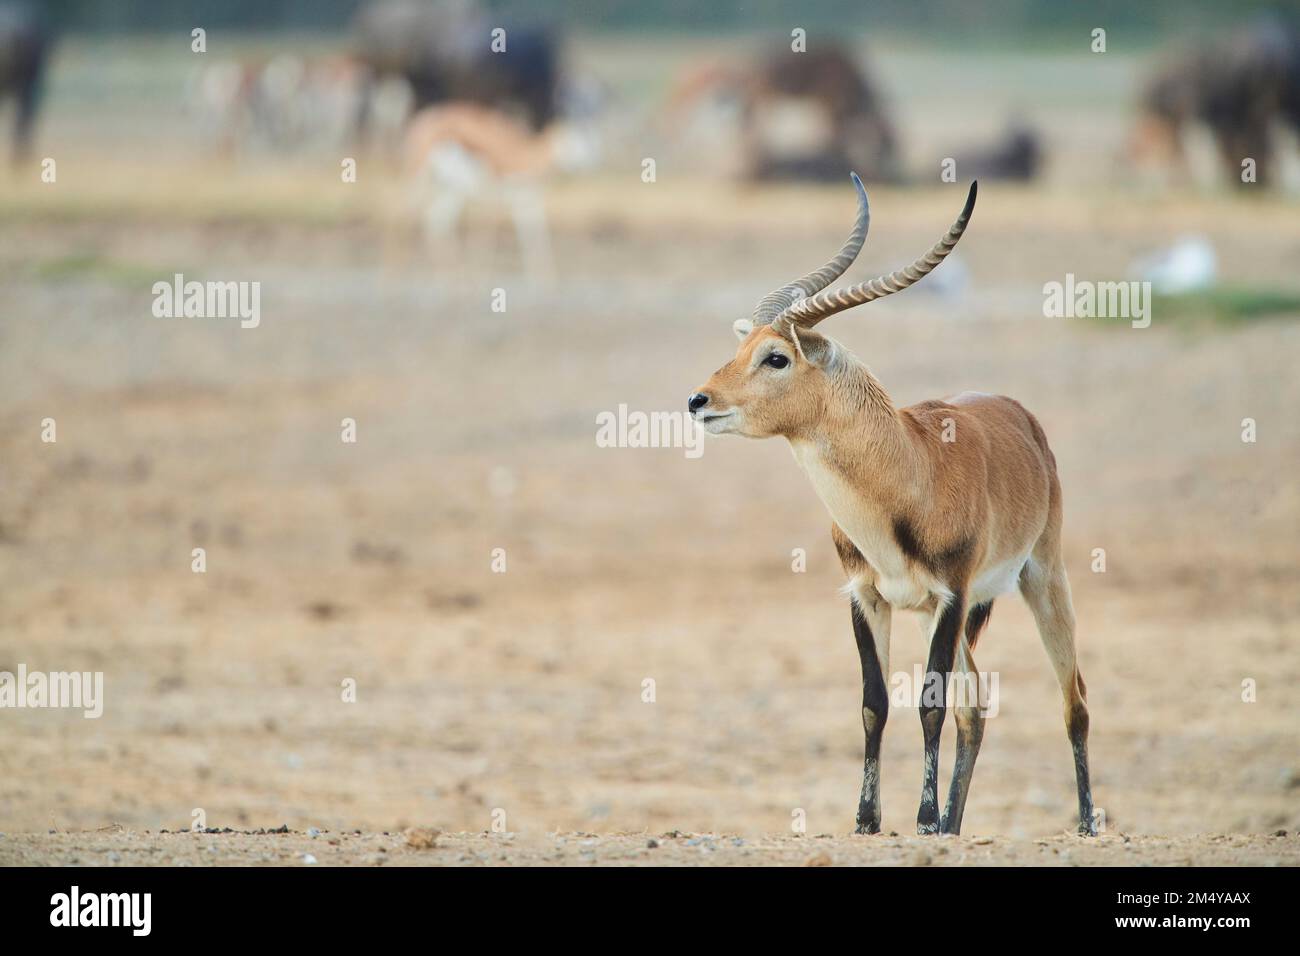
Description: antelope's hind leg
xmin=834 ymin=525 xmax=891 ymax=835
xmin=1019 ymin=557 xmax=1096 ymax=835
xmin=940 ymin=602 xmax=994 ymax=834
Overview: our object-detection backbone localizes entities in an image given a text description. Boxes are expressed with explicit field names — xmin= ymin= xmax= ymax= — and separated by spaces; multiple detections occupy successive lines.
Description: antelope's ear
xmin=789 ymin=325 xmax=835 ymax=366
xmin=732 ymin=318 xmax=754 ymax=341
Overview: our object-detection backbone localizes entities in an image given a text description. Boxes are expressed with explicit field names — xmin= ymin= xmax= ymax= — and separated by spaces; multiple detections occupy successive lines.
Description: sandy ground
xmin=2 ymin=829 xmax=1297 ymax=867
xmin=1 ymin=40 xmax=1298 ymax=866
xmin=2 ymin=200 xmax=1297 ymax=865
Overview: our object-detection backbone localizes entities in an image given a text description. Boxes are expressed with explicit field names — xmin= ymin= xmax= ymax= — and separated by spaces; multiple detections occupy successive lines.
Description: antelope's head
xmin=688 ymin=173 xmax=977 ymax=439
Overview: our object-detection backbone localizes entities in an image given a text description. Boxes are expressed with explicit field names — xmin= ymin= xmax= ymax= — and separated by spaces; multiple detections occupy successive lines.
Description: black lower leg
xmin=851 ymin=599 xmax=889 ymax=834
xmin=917 ymin=596 xmax=963 ymax=835
xmin=1068 ymin=698 xmax=1096 ymax=835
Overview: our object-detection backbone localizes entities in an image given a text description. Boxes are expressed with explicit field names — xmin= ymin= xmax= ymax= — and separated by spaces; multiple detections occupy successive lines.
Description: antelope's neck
xmin=789 ymin=397 xmax=923 ymax=507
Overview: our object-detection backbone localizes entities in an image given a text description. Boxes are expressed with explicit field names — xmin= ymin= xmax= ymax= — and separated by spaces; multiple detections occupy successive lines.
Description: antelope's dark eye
xmin=765 ymin=353 xmax=790 ymax=369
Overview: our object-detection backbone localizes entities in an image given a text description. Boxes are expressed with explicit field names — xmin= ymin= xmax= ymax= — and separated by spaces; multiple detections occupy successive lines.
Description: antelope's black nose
xmin=688 ymin=392 xmax=710 ymax=413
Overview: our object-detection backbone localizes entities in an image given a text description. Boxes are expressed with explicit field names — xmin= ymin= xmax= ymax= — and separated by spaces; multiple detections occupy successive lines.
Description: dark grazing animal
xmin=664 ymin=42 xmax=900 ymax=183
xmin=0 ymin=0 xmax=49 ymax=161
xmin=953 ymin=122 xmax=1043 ymax=182
xmin=1133 ymin=17 xmax=1300 ymax=187
xmin=351 ymin=0 xmax=559 ymax=134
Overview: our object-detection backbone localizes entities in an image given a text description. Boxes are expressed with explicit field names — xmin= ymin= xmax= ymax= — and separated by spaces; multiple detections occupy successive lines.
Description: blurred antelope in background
xmin=661 ymin=41 xmax=899 ymax=182
xmin=190 ymin=55 xmax=412 ymax=158
xmin=0 ymin=0 xmax=49 ymax=163
xmin=352 ymin=0 xmax=560 ymax=134
xmin=403 ymin=102 xmax=600 ymax=281
xmin=688 ymin=176 xmax=1096 ymax=836
xmin=1130 ymin=14 xmax=1300 ymax=189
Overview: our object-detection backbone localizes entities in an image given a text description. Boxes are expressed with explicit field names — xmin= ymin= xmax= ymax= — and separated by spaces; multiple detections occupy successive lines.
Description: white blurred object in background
xmin=1131 ymin=235 xmax=1217 ymax=294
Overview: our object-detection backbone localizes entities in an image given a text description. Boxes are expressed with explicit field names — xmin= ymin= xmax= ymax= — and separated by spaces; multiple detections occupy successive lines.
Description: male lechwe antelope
xmin=688 ymin=175 xmax=1095 ymax=836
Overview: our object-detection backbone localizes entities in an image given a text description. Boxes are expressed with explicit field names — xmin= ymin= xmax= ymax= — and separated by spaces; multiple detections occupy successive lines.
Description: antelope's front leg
xmin=917 ymin=594 xmax=965 ymax=834
xmin=849 ymin=590 xmax=891 ymax=834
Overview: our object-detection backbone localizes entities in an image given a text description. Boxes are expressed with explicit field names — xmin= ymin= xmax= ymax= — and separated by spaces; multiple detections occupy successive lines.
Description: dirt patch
xmin=2 ymin=830 xmax=1296 ymax=867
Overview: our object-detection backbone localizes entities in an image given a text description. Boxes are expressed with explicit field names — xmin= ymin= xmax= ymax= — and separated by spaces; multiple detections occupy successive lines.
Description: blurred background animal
xmin=0 ymin=0 xmax=49 ymax=162
xmin=190 ymin=54 xmax=409 ymax=157
xmin=948 ymin=121 xmax=1044 ymax=182
xmin=663 ymin=40 xmax=900 ymax=182
xmin=351 ymin=0 xmax=559 ymax=139
xmin=1130 ymin=15 xmax=1300 ymax=188
xmin=403 ymin=102 xmax=601 ymax=281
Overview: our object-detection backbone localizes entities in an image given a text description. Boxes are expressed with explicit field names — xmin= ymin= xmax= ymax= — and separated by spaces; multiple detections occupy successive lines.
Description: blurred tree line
xmin=42 ymin=0 xmax=1300 ymax=41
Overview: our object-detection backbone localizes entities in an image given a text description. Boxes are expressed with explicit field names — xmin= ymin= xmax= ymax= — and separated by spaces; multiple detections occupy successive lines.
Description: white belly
xmin=969 ymin=554 xmax=1030 ymax=605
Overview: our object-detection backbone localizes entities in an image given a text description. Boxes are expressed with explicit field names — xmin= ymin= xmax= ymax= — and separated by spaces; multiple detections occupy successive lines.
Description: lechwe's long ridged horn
xmin=751 ymin=172 xmax=871 ymax=325
xmin=775 ymin=179 xmax=978 ymax=331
